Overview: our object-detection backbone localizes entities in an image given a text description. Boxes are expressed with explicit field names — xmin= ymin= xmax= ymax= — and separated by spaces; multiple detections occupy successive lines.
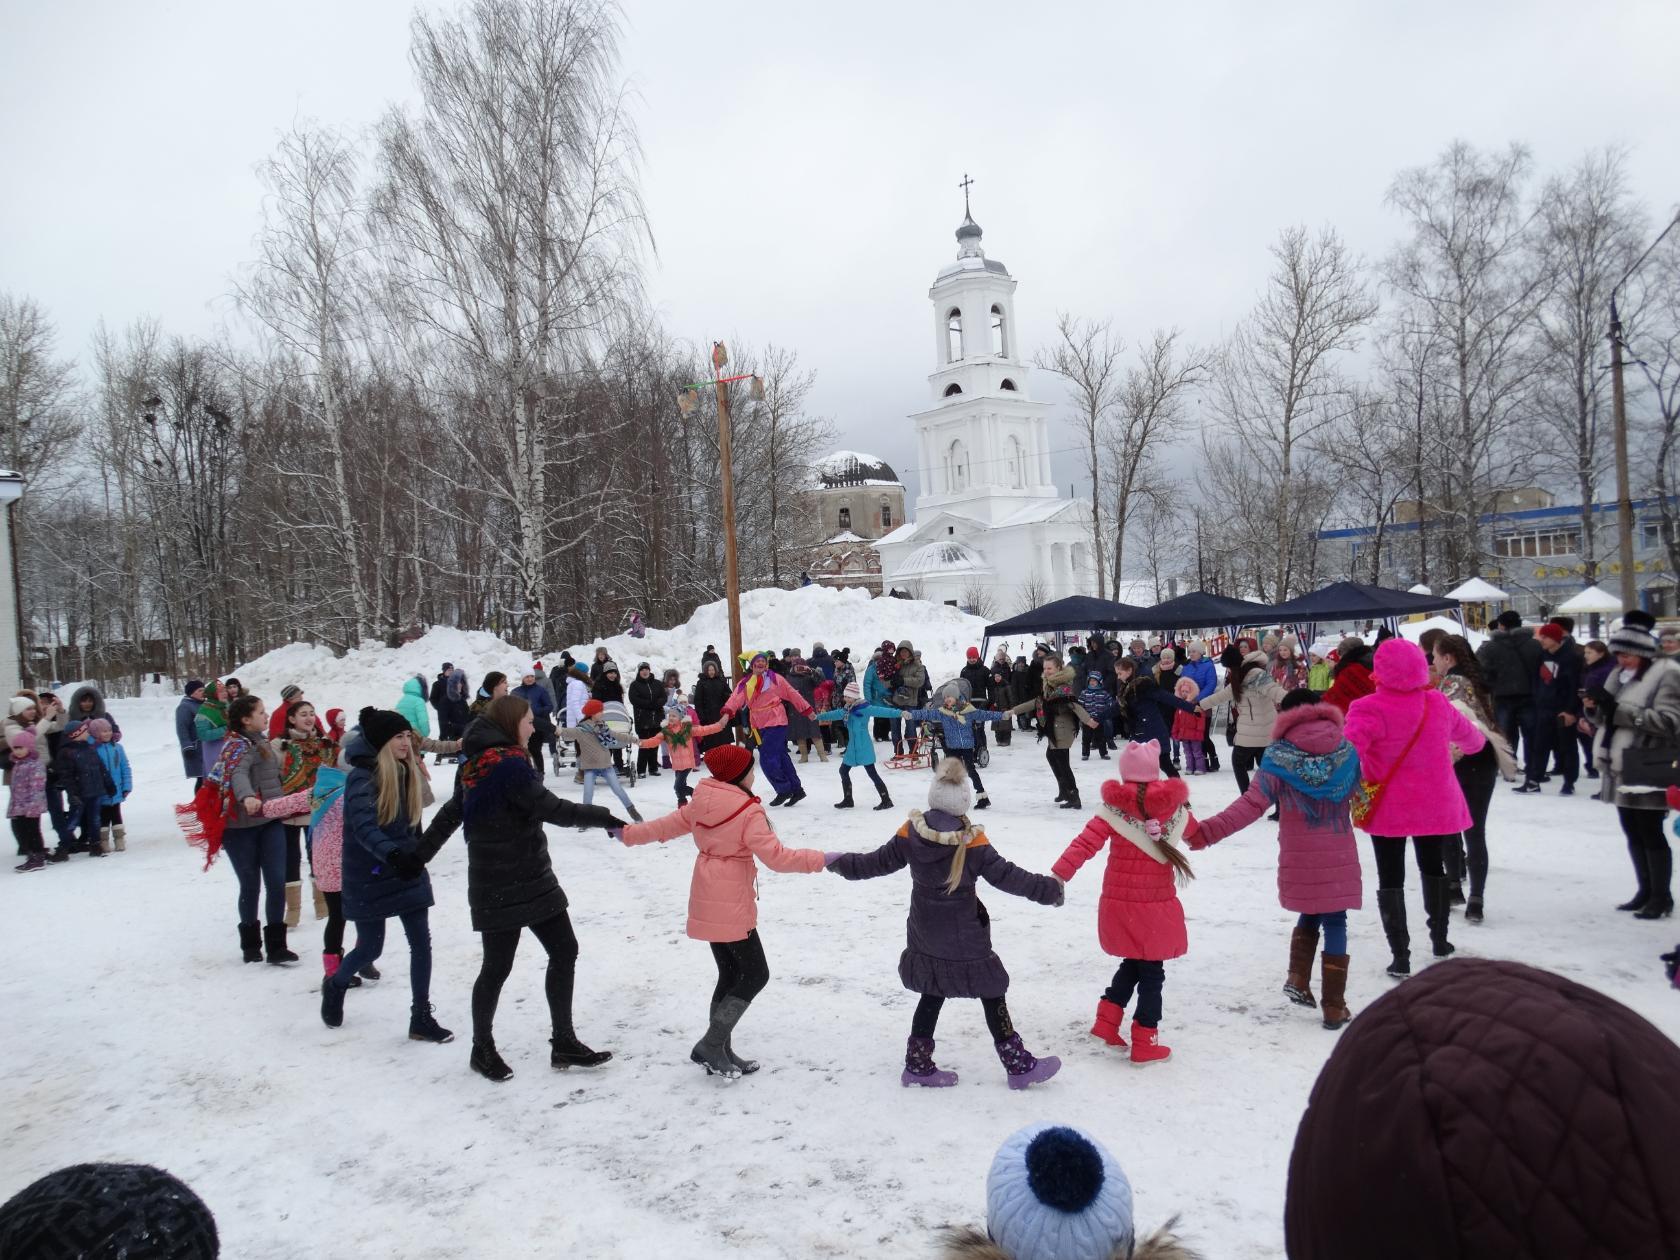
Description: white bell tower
xmin=911 ymin=182 xmax=1056 ymax=524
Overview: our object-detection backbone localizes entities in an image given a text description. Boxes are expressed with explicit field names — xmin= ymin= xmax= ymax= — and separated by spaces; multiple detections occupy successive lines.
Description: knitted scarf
xmin=175 ymin=735 xmax=252 ymax=869
xmin=582 ymin=718 xmax=620 ymax=751
xmin=461 ymin=743 xmax=535 ymax=824
xmin=1259 ymin=739 xmax=1362 ymax=826
xmin=195 ymin=683 xmax=227 ymax=738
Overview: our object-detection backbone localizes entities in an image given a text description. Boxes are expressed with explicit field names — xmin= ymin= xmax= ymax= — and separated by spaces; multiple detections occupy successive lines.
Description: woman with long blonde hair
xmin=321 ymin=707 xmax=452 ymax=1044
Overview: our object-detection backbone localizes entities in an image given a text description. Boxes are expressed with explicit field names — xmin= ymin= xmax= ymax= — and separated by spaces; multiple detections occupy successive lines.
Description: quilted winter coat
xmin=1190 ymin=702 xmax=1363 ymax=913
xmin=1344 ymin=639 xmax=1485 ymax=838
xmin=1052 ymin=776 xmax=1193 ymax=961
xmin=1198 ymin=651 xmax=1288 ymax=749
xmin=620 ymin=774 xmax=824 ymax=941
xmin=1286 ymin=958 xmax=1680 ymax=1259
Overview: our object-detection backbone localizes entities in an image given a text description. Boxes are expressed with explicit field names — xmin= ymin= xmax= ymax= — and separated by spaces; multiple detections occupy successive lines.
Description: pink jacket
xmin=639 ymin=715 xmax=725 ymax=771
xmin=1344 ymin=639 xmax=1486 ymax=838
xmin=1052 ymin=777 xmax=1192 ymax=961
xmin=621 ymin=774 xmax=824 ymax=941
xmin=721 ymin=670 xmax=813 ymax=734
xmin=1190 ymin=702 xmax=1363 ymax=913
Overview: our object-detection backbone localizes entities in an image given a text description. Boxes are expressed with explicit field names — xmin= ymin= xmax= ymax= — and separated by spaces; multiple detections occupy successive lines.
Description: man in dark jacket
xmin=1523 ymin=622 xmax=1582 ymax=795
xmin=175 ymin=680 xmax=205 ymax=785
xmin=430 ymin=665 xmax=454 ymax=740
xmin=1084 ymin=634 xmax=1118 ymax=695
xmin=1476 ymin=610 xmax=1544 ymax=772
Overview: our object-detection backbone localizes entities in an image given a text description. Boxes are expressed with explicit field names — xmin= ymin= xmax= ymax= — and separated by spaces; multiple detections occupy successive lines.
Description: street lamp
xmin=1609 ymin=209 xmax=1680 ymax=614
xmin=677 ymin=343 xmax=765 ymax=683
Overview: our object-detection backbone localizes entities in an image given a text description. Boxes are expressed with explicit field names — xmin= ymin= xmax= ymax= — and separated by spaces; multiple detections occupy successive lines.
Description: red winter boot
xmin=1089 ymin=999 xmax=1128 ymax=1048
xmin=1129 ymin=1021 xmax=1171 ymax=1065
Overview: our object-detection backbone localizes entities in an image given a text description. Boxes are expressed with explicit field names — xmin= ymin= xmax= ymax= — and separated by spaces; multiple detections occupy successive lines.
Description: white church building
xmin=875 ymin=201 xmax=1097 ymax=609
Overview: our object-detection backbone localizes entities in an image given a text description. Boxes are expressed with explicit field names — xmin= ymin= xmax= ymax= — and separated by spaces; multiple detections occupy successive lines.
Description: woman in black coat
xmin=423 ymin=696 xmax=627 ymax=1083
xmin=627 ymin=662 xmax=666 ymax=778
xmin=591 ymin=663 xmax=627 ymax=771
xmin=692 ymin=661 xmax=734 ymax=752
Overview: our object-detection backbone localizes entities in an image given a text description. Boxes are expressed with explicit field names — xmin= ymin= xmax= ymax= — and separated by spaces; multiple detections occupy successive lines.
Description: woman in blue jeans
xmin=321 ymin=706 xmax=453 ymax=1044
xmin=221 ymin=695 xmax=297 ymax=965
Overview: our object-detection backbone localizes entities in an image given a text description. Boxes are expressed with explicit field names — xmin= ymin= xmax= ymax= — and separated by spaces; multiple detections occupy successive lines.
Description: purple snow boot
xmin=902 ymin=1035 xmax=958 ymax=1088
xmin=995 ymin=1032 xmax=1061 ymax=1090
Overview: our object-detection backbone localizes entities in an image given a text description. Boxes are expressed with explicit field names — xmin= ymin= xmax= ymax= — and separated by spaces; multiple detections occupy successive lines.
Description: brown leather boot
xmin=1283 ymin=926 xmax=1318 ymax=1008
xmin=1320 ymin=953 xmax=1352 ymax=1030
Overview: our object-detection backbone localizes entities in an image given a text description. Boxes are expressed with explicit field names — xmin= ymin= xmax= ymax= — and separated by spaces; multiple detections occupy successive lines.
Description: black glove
xmin=387 ymin=848 xmax=425 ymax=880
xmin=602 ymin=815 xmax=630 ymax=831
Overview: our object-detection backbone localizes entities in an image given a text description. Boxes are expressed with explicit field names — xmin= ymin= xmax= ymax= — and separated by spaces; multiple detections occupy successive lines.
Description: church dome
xmin=809 ymin=450 xmax=902 ymax=489
xmin=955 ymin=212 xmax=982 ymax=244
xmin=898 ymin=539 xmax=990 ymax=578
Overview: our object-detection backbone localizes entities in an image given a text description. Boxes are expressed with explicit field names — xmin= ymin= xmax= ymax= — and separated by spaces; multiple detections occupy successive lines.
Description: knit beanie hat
xmin=843 ymin=680 xmax=861 ymax=704
xmin=0 ymin=1162 xmax=219 ymax=1259
xmin=184 ymin=679 xmax=205 ymax=696
xmin=1536 ymin=621 xmax=1566 ymax=644
xmin=8 ymin=728 xmax=34 ymax=758
xmin=927 ymin=756 xmax=973 ymax=816
xmin=704 ymin=744 xmax=753 ymax=784
xmin=967 ymin=646 xmax=981 ymax=660
xmin=1157 ymin=648 xmax=1176 ymax=666
xmin=985 ymin=1123 xmax=1135 ymax=1260
xmin=280 ymin=684 xmax=302 ymax=703
xmin=88 ymin=717 xmax=113 ymax=740
xmin=1286 ymin=958 xmax=1680 ymax=1259
xmin=581 ymin=699 xmax=604 ymax=719
xmin=357 ymin=707 xmax=411 ymax=752
xmin=9 ymin=695 xmax=34 ymax=717
xmin=1118 ymin=740 xmax=1162 ymax=784
xmin=63 ymin=719 xmax=87 ymax=741
xmin=1609 ymin=615 xmax=1659 ymax=659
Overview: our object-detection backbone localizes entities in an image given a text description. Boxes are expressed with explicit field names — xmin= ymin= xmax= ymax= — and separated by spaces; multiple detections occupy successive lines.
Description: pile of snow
xmin=1307 ymin=615 xmax=1486 ymax=662
xmin=559 ymin=585 xmax=992 ymax=685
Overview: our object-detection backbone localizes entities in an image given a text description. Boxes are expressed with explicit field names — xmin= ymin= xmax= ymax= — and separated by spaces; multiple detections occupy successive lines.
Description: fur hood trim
xmin=906 ymin=810 xmax=984 ymax=848
xmin=938 ymin=1221 xmax=1202 ymax=1260
xmin=1100 ymin=775 xmax=1190 ymax=817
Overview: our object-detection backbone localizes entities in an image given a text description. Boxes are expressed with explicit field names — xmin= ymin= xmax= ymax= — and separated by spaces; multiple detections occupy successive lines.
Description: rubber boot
xmin=284 ymin=882 xmax=303 ymax=929
xmin=1128 ymin=1022 xmax=1171 ymax=1065
xmin=1284 ymin=926 xmax=1319 ymax=1008
xmin=1089 ymin=998 xmax=1128 ymax=1048
xmin=873 ymin=786 xmax=894 ymax=811
xmin=1424 ymin=876 xmax=1456 ymax=958
xmin=996 ymin=1032 xmax=1061 ymax=1089
xmin=312 ymin=881 xmax=329 ymax=920
xmin=264 ymin=924 xmax=299 ymax=966
xmin=1377 ymin=888 xmax=1410 ymax=978
xmin=112 ymin=825 xmax=127 ymax=852
xmin=833 ymin=786 xmax=854 ymax=810
xmin=1320 ymin=954 xmax=1352 ymax=1029
xmin=902 ymin=1035 xmax=958 ymax=1087
xmin=691 ymin=996 xmax=751 ymax=1078
xmin=710 ymin=1002 xmax=760 ymax=1075
xmin=322 ymin=952 xmax=359 ymax=988
xmin=472 ymin=1041 xmax=513 ymax=1082
xmin=239 ymin=921 xmax=263 ymax=964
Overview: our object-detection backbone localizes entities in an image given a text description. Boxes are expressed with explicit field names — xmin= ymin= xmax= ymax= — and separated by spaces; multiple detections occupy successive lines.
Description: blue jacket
xmin=95 ymin=741 xmax=132 ymax=805
xmin=175 ymin=696 xmax=203 ymax=779
xmin=512 ymin=682 xmax=557 ymax=731
xmin=816 ymin=704 xmax=900 ymax=766
xmin=904 ymin=705 xmax=1004 ymax=751
xmin=339 ymin=733 xmax=434 ymax=922
xmin=1078 ymin=684 xmax=1115 ymax=722
xmin=1124 ymin=676 xmax=1198 ymax=747
xmin=863 ymin=663 xmax=889 ymax=706
xmin=1181 ymin=657 xmax=1219 ymax=700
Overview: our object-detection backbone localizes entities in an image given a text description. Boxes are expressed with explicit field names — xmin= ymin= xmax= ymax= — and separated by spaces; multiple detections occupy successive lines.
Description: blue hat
xmin=986 ymin=1124 xmax=1134 ymax=1260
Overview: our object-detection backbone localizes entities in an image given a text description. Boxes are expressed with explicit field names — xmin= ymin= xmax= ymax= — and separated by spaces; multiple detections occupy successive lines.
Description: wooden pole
xmin=1610 ymin=293 xmax=1638 ymax=614
xmin=715 ymin=374 xmax=744 ymax=683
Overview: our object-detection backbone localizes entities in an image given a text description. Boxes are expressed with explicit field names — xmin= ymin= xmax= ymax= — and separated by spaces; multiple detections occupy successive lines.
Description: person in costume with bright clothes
xmin=636 ymin=700 xmax=726 ymax=806
xmin=815 ymin=681 xmax=900 ymax=810
xmin=1053 ymin=740 xmax=1195 ymax=1065
xmin=617 ymin=743 xmax=825 ymax=1078
xmin=1344 ymin=638 xmax=1485 ymax=978
xmin=901 ymin=685 xmax=1004 ymax=809
xmin=825 ymin=758 xmax=1064 ymax=1090
xmin=274 ymin=700 xmax=336 ymax=926
xmin=193 ymin=681 xmax=231 ymax=780
xmin=1187 ymin=689 xmax=1363 ymax=1029
xmin=720 ymin=651 xmax=817 ymax=808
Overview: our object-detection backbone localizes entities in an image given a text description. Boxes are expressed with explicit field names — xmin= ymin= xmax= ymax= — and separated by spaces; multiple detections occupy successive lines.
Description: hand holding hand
xmin=388 ymin=849 xmax=425 ymax=880
xmin=242 ymin=796 xmax=262 ymax=816
xmin=823 ymin=851 xmax=843 ymax=868
xmin=604 ymin=815 xmax=630 ymax=831
xmin=607 ymin=827 xmax=625 ymax=843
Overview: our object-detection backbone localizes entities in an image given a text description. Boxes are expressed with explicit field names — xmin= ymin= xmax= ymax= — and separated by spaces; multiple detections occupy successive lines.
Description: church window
xmin=946 ymin=308 xmax=963 ymax=363
xmin=838 ymin=505 xmax=851 ymax=530
xmin=881 ymin=499 xmax=893 ymax=528
xmin=1007 ymin=436 xmax=1024 ymax=488
xmin=999 ymin=378 xmax=1017 ymax=391
xmin=943 ymin=383 xmax=963 ymax=397
xmin=947 ymin=438 xmax=970 ymax=491
xmin=948 ymin=527 xmax=955 ymax=536
xmin=990 ymin=304 xmax=1008 ymax=356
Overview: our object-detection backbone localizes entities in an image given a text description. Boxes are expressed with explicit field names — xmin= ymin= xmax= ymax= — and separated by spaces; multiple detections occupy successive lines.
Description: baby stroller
xmin=600 ymin=698 xmax=638 ymax=785
xmin=924 ymin=678 xmax=991 ymax=771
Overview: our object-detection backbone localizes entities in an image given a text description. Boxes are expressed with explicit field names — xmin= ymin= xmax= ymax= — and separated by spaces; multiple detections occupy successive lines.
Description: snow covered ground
xmin=4 ymin=687 xmax=1678 ymax=1258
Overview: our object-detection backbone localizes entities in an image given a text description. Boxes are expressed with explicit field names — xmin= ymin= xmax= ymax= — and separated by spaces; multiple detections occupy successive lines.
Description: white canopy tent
xmin=1447 ymin=577 xmax=1510 ymax=602
xmin=1556 ymin=584 xmax=1623 ymax=615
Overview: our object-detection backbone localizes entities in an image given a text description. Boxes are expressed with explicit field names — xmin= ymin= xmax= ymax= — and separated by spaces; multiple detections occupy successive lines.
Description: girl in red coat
xmin=1053 ymin=739 xmax=1195 ymax=1064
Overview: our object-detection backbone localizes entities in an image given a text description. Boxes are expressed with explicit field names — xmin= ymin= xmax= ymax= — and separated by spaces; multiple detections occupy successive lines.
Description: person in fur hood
xmin=826 ymin=757 xmax=1065 ymax=1090
xmin=939 ymin=1122 xmax=1202 ymax=1260
xmin=1187 ymin=690 xmax=1363 ymax=1030
xmin=1053 ymin=741 xmax=1195 ymax=1065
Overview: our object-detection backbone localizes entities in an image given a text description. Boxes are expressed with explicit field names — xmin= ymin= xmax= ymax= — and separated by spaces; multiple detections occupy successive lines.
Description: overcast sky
xmin=3 ymin=0 xmax=1676 ymax=503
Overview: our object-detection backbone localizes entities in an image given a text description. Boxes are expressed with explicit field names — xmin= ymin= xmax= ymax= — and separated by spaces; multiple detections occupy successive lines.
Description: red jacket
xmin=1053 ymin=777 xmax=1192 ymax=961
xmin=1321 ymin=661 xmax=1374 ymax=715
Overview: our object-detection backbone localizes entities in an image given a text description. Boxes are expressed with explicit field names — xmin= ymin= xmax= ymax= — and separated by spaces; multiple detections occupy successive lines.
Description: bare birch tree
xmin=1037 ymin=313 xmax=1123 ymax=598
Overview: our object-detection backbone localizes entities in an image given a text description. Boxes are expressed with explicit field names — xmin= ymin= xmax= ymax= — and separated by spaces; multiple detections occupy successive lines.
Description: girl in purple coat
xmin=1188 ymin=691 xmax=1363 ymax=1029
xmin=825 ymin=758 xmax=1064 ymax=1091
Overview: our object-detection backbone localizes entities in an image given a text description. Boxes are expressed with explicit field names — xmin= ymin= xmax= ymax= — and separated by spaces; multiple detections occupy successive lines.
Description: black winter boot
xmin=1618 ymin=837 xmax=1653 ymax=911
xmin=238 ymin=922 xmax=263 ymax=964
xmin=472 ymin=1041 xmax=513 ymax=1082
xmin=1634 ymin=847 xmax=1674 ymax=920
xmin=833 ymin=787 xmax=854 ymax=809
xmin=409 ymin=1004 xmax=454 ymax=1043
xmin=551 ymin=1035 xmax=612 ymax=1069
xmin=263 ymin=924 xmax=299 ymax=966
xmin=1059 ymin=792 xmax=1082 ymax=810
xmin=1377 ymin=888 xmax=1410 ymax=978
xmin=873 ymin=787 xmax=894 ymax=811
xmin=321 ymin=977 xmax=347 ymax=1028
xmin=1424 ymin=876 xmax=1456 ymax=958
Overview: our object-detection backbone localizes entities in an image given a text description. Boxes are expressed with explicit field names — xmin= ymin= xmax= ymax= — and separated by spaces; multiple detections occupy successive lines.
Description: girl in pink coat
xmin=618 ymin=742 xmax=824 ymax=1078
xmin=1344 ymin=638 xmax=1485 ymax=978
xmin=1053 ymin=740 xmax=1196 ymax=1065
xmin=637 ymin=703 xmax=725 ymax=806
xmin=721 ymin=652 xmax=817 ymax=808
xmin=1187 ymin=691 xmax=1363 ymax=1029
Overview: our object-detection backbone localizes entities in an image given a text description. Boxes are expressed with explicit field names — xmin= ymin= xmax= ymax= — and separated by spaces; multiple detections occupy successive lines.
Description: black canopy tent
xmin=981 ymin=595 xmax=1152 ymax=661
xmin=1265 ymin=581 xmax=1459 ymax=644
xmin=1107 ymin=590 xmax=1277 ymax=632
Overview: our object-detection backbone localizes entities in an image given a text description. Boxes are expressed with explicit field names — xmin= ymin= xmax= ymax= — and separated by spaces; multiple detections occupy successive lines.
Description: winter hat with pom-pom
xmin=1610 ymin=611 xmax=1659 ymax=659
xmin=928 ymin=756 xmax=973 ymax=817
xmin=1119 ymin=740 xmax=1163 ymax=784
xmin=357 ymin=707 xmax=411 ymax=752
xmin=0 ymin=1162 xmax=219 ymax=1259
xmin=843 ymin=680 xmax=861 ymax=705
xmin=703 ymin=743 xmax=754 ymax=785
xmin=983 ymin=1123 xmax=1135 ymax=1260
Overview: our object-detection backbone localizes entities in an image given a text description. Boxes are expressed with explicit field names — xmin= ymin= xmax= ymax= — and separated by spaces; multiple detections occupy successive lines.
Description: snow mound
xmin=559 ymin=585 xmax=991 ymax=684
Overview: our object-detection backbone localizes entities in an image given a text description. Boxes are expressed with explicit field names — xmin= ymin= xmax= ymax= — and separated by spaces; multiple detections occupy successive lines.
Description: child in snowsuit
xmin=558 ymin=700 xmax=642 ymax=820
xmin=1187 ymin=690 xmax=1363 ymax=1029
xmin=903 ymin=687 xmax=1004 ymax=809
xmin=9 ymin=729 xmax=47 ymax=872
xmin=815 ymin=681 xmax=900 ymax=810
xmin=1171 ymin=677 xmax=1209 ymax=774
xmin=52 ymin=719 xmax=115 ymax=860
xmin=89 ymin=718 xmax=132 ymax=853
xmin=618 ymin=743 xmax=826 ymax=1077
xmin=1054 ymin=740 xmax=1195 ymax=1064
xmin=637 ymin=702 xmax=726 ymax=805
xmin=826 ymin=757 xmax=1064 ymax=1090
xmin=1079 ymin=671 xmax=1116 ymax=761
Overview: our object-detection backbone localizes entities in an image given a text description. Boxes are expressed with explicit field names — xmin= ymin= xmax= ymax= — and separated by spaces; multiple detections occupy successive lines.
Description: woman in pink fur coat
xmin=1344 ymin=638 xmax=1485 ymax=978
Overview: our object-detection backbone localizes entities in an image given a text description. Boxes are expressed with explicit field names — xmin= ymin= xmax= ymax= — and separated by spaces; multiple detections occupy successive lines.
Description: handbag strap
xmin=1367 ymin=703 xmax=1431 ymax=825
